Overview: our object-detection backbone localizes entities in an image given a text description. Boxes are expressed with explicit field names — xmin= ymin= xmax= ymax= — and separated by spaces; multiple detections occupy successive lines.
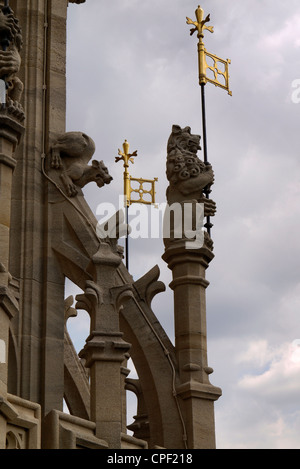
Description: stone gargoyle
xmin=50 ymin=132 xmax=113 ymax=197
xmin=166 ymin=125 xmax=216 ymax=217
xmin=0 ymin=6 xmax=24 ymax=109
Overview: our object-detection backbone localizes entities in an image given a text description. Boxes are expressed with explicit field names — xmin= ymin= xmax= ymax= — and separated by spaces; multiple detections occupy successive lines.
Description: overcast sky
xmin=65 ymin=0 xmax=300 ymax=449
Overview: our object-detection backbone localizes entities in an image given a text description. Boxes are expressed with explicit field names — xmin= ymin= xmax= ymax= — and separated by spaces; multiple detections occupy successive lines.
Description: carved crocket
xmin=0 ymin=6 xmax=23 ymax=106
xmin=50 ymin=132 xmax=113 ymax=197
xmin=166 ymin=125 xmax=216 ymax=217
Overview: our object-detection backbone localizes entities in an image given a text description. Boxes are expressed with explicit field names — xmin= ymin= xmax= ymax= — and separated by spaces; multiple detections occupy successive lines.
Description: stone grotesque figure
xmin=0 ymin=6 xmax=24 ymax=107
xmin=166 ymin=125 xmax=216 ymax=216
xmin=50 ymin=132 xmax=113 ymax=197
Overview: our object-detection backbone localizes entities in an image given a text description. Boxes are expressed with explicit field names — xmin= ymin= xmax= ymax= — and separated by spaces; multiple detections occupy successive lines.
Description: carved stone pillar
xmin=77 ymin=243 xmax=132 ymax=449
xmin=0 ymin=0 xmax=25 ymax=447
xmin=163 ymin=233 xmax=222 ymax=449
xmin=0 ymin=108 xmax=25 ymax=450
xmin=8 ymin=0 xmax=87 ymax=415
xmin=163 ymin=125 xmax=221 ymax=449
xmin=0 ymin=114 xmax=24 ymax=284
xmin=0 ymin=120 xmax=23 ymax=402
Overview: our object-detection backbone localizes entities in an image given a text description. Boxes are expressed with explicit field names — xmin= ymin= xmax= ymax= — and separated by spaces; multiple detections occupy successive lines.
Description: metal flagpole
xmin=187 ymin=5 xmax=232 ymax=237
xmin=125 ymin=199 xmax=129 ymax=271
xmin=115 ymin=140 xmax=137 ymax=271
xmin=115 ymin=140 xmax=158 ymax=271
xmin=200 ymin=82 xmax=213 ymax=236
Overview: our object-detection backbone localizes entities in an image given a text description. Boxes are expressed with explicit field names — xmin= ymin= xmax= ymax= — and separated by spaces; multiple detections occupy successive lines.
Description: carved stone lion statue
xmin=0 ymin=6 xmax=24 ymax=107
xmin=166 ymin=125 xmax=216 ymax=217
xmin=50 ymin=132 xmax=113 ymax=197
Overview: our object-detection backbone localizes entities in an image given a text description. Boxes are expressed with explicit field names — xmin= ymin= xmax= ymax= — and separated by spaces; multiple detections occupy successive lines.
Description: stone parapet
xmin=0 ymin=394 xmax=41 ymax=449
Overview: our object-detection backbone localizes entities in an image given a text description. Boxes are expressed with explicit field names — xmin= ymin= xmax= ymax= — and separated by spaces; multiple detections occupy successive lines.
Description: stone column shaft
xmin=0 ymin=114 xmax=24 ymax=395
xmin=77 ymin=244 xmax=132 ymax=448
xmin=163 ymin=237 xmax=222 ymax=449
xmin=0 ymin=110 xmax=24 ymax=449
xmin=9 ymin=0 xmax=70 ymax=413
xmin=168 ymin=249 xmax=212 ymax=384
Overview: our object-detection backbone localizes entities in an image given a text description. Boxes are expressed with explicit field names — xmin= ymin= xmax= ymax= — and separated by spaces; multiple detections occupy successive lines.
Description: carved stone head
xmin=89 ymin=160 xmax=113 ymax=188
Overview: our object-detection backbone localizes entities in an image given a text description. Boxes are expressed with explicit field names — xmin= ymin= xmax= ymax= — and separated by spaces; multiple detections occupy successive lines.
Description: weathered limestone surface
xmin=163 ymin=239 xmax=222 ymax=448
xmin=9 ymin=0 xmax=69 ymax=412
xmin=0 ymin=2 xmax=25 ymax=447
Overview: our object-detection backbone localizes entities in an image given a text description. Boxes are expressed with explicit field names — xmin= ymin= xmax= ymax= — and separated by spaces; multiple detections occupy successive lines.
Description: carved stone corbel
xmin=49 ymin=132 xmax=113 ymax=198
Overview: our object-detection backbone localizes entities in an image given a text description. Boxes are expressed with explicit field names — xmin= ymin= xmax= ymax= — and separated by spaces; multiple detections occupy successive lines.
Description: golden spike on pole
xmin=115 ymin=140 xmax=158 ymax=207
xmin=187 ymin=6 xmax=214 ymax=86
xmin=115 ymin=139 xmax=137 ymax=208
xmin=186 ymin=5 xmax=231 ymax=95
xmin=115 ymin=139 xmax=137 ymax=270
xmin=186 ymin=5 xmax=214 ymax=37
xmin=186 ymin=6 xmax=232 ymax=237
xmin=115 ymin=140 xmax=158 ymax=269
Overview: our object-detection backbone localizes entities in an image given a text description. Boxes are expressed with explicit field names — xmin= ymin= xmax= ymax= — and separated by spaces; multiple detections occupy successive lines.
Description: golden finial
xmin=186 ymin=5 xmax=214 ymax=37
xmin=115 ymin=139 xmax=137 ymax=167
xmin=115 ymin=140 xmax=157 ymax=207
xmin=115 ymin=139 xmax=137 ymax=207
xmin=186 ymin=5 xmax=232 ymax=95
xmin=115 ymin=140 xmax=158 ymax=270
xmin=185 ymin=6 xmax=232 ymax=236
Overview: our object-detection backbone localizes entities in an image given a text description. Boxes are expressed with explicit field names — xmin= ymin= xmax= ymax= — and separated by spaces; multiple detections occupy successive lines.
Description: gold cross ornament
xmin=187 ymin=5 xmax=232 ymax=95
xmin=115 ymin=140 xmax=157 ymax=207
